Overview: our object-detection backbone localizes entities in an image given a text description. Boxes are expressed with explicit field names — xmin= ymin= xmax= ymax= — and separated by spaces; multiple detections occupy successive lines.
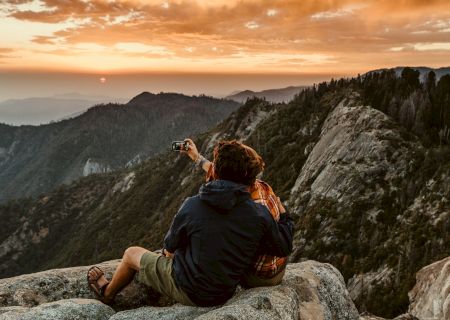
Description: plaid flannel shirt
xmin=206 ymin=167 xmax=288 ymax=279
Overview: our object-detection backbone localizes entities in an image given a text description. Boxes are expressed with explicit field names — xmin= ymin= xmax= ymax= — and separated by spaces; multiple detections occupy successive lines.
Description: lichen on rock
xmin=0 ymin=260 xmax=359 ymax=320
xmin=0 ymin=299 xmax=115 ymax=320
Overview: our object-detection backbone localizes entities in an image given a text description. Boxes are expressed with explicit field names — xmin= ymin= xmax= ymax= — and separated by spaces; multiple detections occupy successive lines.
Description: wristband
xmin=195 ymin=154 xmax=205 ymax=166
xmin=199 ymin=157 xmax=208 ymax=168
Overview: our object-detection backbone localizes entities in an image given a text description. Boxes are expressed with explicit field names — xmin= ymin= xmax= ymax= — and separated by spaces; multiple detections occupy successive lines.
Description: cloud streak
xmin=1 ymin=0 xmax=449 ymax=73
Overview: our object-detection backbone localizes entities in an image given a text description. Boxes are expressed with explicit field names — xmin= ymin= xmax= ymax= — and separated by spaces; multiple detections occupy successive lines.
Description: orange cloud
xmin=0 ymin=47 xmax=19 ymax=63
xmin=1 ymin=0 xmax=449 ymax=73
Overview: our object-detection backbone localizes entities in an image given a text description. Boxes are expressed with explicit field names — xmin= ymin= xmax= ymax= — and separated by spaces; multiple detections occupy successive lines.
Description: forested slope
xmin=0 ymin=93 xmax=239 ymax=202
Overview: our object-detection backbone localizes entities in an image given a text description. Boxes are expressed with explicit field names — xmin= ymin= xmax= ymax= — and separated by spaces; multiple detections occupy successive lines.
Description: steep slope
xmin=408 ymin=256 xmax=450 ymax=319
xmin=286 ymin=98 xmax=425 ymax=314
xmin=1 ymin=69 xmax=449 ymax=317
xmin=0 ymin=93 xmax=239 ymax=203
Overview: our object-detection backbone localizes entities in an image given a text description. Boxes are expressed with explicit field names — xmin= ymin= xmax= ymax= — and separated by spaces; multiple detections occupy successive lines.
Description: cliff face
xmin=284 ymin=96 xmax=425 ymax=313
xmin=0 ymin=260 xmax=359 ymax=320
xmin=0 ymin=70 xmax=448 ymax=318
xmin=408 ymin=256 xmax=450 ymax=319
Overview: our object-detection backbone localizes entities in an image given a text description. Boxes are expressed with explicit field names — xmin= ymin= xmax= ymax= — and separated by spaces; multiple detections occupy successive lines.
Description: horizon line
xmin=1 ymin=65 xmax=449 ymax=76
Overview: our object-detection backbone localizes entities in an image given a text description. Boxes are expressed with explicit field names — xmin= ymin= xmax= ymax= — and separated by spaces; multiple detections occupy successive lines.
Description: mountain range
xmin=0 ymin=67 xmax=449 ymax=318
xmin=368 ymin=66 xmax=450 ymax=81
xmin=226 ymin=86 xmax=307 ymax=103
xmin=0 ymin=93 xmax=239 ymax=203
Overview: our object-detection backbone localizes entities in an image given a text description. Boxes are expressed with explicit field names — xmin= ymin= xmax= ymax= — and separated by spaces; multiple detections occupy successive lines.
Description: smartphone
xmin=172 ymin=141 xmax=189 ymax=151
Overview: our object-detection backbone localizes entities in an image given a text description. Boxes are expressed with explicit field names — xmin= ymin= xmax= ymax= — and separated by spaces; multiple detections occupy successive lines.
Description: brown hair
xmin=212 ymin=140 xmax=265 ymax=186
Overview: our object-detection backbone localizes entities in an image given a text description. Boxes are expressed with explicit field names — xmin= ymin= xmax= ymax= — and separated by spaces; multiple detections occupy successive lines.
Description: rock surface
xmin=82 ymin=159 xmax=112 ymax=177
xmin=289 ymin=96 xmax=422 ymax=213
xmin=347 ymin=266 xmax=394 ymax=304
xmin=110 ymin=305 xmax=212 ymax=320
xmin=0 ymin=299 xmax=115 ymax=320
xmin=0 ymin=260 xmax=170 ymax=310
xmin=408 ymin=256 xmax=450 ymax=320
xmin=0 ymin=260 xmax=359 ymax=320
xmin=359 ymin=313 xmax=418 ymax=320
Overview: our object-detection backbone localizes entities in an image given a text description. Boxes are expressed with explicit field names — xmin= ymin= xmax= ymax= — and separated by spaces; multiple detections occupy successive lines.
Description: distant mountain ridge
xmin=226 ymin=85 xmax=307 ymax=103
xmin=0 ymin=94 xmax=128 ymax=126
xmin=368 ymin=66 xmax=450 ymax=81
xmin=0 ymin=92 xmax=239 ymax=202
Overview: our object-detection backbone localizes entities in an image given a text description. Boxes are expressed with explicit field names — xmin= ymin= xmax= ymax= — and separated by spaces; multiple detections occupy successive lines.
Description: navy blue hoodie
xmin=164 ymin=180 xmax=293 ymax=307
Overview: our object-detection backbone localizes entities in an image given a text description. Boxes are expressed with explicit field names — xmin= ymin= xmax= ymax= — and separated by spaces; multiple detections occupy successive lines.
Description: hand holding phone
xmin=172 ymin=141 xmax=189 ymax=151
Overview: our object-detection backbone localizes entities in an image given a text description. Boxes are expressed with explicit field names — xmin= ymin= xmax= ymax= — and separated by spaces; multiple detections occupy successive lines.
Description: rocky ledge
xmin=358 ymin=255 xmax=450 ymax=320
xmin=408 ymin=256 xmax=450 ymax=320
xmin=0 ymin=260 xmax=359 ymax=320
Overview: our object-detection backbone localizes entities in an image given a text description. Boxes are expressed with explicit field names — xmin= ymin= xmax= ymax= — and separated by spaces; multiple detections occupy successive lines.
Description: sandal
xmin=87 ymin=266 xmax=110 ymax=303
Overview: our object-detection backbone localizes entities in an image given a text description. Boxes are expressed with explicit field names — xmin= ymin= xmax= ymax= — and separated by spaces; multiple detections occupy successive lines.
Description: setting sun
xmin=1 ymin=0 xmax=449 ymax=101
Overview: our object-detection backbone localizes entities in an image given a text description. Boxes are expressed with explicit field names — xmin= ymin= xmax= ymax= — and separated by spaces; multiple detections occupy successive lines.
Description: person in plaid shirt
xmin=88 ymin=138 xmax=292 ymax=307
xmin=181 ymin=138 xmax=290 ymax=287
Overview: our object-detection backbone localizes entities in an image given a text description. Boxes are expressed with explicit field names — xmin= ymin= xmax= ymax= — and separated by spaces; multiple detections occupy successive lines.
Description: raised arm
xmin=182 ymin=138 xmax=212 ymax=173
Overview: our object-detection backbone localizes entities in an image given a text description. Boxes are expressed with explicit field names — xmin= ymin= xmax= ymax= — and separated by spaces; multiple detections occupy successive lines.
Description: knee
xmin=123 ymin=246 xmax=141 ymax=264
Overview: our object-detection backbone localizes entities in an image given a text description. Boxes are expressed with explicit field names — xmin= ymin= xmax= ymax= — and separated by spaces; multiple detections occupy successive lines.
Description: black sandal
xmin=87 ymin=266 xmax=110 ymax=303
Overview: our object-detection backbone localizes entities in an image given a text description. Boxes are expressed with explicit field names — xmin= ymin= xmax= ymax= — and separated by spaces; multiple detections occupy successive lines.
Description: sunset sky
xmin=1 ymin=0 xmax=449 ymax=99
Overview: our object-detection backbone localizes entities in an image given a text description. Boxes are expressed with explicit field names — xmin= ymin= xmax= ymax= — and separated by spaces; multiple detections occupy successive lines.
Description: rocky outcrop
xmin=289 ymin=96 xmax=422 ymax=212
xmin=282 ymin=95 xmax=443 ymax=315
xmin=0 ymin=260 xmax=169 ymax=311
xmin=359 ymin=313 xmax=418 ymax=320
xmin=0 ymin=299 xmax=115 ymax=320
xmin=83 ymin=159 xmax=112 ymax=177
xmin=347 ymin=266 xmax=394 ymax=304
xmin=0 ymin=260 xmax=359 ymax=320
xmin=111 ymin=172 xmax=136 ymax=194
xmin=408 ymin=256 xmax=450 ymax=320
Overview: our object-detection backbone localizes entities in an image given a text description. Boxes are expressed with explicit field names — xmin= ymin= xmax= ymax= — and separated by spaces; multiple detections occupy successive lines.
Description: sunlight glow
xmin=413 ymin=42 xmax=450 ymax=51
xmin=1 ymin=0 xmax=449 ymax=74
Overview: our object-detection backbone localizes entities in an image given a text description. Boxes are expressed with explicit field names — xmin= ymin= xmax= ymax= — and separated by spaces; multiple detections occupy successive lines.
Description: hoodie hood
xmin=199 ymin=180 xmax=250 ymax=212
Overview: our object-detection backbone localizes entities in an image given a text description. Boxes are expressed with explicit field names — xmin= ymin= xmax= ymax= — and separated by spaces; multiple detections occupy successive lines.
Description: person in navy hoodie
xmin=87 ymin=140 xmax=294 ymax=307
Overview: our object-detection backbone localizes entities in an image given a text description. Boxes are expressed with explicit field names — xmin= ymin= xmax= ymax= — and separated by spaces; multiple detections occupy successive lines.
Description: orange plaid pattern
xmin=249 ymin=180 xmax=288 ymax=278
xmin=206 ymin=166 xmax=288 ymax=278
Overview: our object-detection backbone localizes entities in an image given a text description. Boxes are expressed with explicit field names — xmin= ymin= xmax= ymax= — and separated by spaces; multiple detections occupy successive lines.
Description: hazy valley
xmin=0 ymin=94 xmax=128 ymax=126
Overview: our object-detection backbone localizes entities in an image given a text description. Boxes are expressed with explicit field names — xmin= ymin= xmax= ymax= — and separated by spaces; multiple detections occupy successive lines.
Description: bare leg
xmin=102 ymin=246 xmax=149 ymax=302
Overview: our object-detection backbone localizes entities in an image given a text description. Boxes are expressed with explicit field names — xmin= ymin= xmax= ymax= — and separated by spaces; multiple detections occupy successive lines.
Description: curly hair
xmin=212 ymin=140 xmax=265 ymax=186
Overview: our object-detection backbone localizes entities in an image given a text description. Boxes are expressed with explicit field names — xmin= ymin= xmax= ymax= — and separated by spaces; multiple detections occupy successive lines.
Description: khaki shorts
xmin=136 ymin=251 xmax=195 ymax=306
